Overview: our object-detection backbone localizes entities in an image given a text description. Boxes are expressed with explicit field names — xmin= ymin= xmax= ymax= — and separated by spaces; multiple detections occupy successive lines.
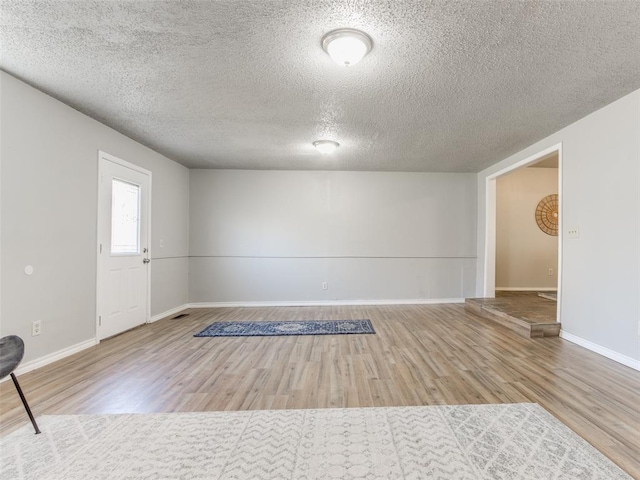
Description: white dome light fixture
xmin=313 ymin=140 xmax=340 ymax=154
xmin=321 ymin=28 xmax=373 ymax=67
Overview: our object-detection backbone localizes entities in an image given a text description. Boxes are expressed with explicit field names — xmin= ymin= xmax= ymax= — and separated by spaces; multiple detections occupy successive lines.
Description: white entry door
xmin=97 ymin=152 xmax=151 ymax=340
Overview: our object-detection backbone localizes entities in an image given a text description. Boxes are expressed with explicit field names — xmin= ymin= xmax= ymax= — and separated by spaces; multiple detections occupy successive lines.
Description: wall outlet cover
xmin=31 ymin=320 xmax=42 ymax=336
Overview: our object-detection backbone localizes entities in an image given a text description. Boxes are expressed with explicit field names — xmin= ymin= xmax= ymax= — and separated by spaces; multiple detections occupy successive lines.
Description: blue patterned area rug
xmin=194 ymin=319 xmax=375 ymax=337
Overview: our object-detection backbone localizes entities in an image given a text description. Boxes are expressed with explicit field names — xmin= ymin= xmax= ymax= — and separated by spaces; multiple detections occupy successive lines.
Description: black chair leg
xmin=10 ymin=373 xmax=41 ymax=434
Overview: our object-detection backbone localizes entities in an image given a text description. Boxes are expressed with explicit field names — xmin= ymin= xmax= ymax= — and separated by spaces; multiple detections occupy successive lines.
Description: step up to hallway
xmin=465 ymin=297 xmax=560 ymax=338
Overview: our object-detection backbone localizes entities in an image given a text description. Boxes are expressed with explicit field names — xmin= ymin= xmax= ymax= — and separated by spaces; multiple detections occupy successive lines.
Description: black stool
xmin=0 ymin=335 xmax=41 ymax=434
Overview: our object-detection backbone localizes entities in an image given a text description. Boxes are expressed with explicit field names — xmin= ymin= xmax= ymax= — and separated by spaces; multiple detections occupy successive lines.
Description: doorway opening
xmin=475 ymin=144 xmax=562 ymax=335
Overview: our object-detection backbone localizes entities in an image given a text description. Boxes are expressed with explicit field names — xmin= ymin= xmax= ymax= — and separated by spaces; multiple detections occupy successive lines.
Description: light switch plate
xmin=567 ymin=227 xmax=580 ymax=238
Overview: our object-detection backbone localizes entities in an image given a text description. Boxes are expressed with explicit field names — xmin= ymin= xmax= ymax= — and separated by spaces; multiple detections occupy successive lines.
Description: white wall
xmin=477 ymin=89 xmax=639 ymax=362
xmin=190 ymin=170 xmax=477 ymax=303
xmin=496 ymin=167 xmax=558 ymax=289
xmin=0 ymin=72 xmax=190 ymax=363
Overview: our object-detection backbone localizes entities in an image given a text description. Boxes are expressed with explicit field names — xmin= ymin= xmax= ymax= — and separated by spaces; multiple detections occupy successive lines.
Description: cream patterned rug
xmin=0 ymin=404 xmax=629 ymax=480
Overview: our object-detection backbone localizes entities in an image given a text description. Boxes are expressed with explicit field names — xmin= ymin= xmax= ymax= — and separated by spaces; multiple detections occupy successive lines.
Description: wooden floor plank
xmin=0 ymin=304 xmax=638 ymax=477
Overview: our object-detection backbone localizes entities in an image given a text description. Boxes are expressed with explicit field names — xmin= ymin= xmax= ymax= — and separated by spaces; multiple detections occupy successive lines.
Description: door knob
xmin=143 ymin=258 xmax=151 ymax=264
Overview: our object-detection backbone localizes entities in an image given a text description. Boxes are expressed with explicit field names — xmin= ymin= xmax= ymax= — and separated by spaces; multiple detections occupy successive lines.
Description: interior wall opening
xmin=482 ymin=144 xmax=562 ymax=326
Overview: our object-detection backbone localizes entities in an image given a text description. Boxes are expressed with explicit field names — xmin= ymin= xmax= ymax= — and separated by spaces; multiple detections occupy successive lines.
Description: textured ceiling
xmin=1 ymin=1 xmax=639 ymax=172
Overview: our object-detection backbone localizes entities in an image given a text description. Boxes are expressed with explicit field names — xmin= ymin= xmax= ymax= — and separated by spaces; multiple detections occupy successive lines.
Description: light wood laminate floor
xmin=469 ymin=291 xmax=558 ymax=325
xmin=1 ymin=304 xmax=638 ymax=477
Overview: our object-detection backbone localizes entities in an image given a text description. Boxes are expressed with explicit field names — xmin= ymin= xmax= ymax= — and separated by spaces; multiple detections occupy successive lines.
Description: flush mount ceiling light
xmin=313 ymin=140 xmax=340 ymax=154
xmin=321 ymin=28 xmax=373 ymax=67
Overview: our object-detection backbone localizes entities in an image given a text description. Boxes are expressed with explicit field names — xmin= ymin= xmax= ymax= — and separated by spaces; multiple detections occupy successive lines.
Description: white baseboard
xmin=188 ymin=298 xmax=465 ymax=308
xmin=5 ymin=338 xmax=99 ymax=381
xmin=6 ymin=303 xmax=190 ymax=382
xmin=495 ymin=287 xmax=558 ymax=292
xmin=560 ymin=330 xmax=640 ymax=371
xmin=149 ymin=304 xmax=190 ymax=323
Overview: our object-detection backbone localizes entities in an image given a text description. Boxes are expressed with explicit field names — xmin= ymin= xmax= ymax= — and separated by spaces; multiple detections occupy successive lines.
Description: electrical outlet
xmin=567 ymin=227 xmax=580 ymax=238
xmin=322 ymin=282 xmax=328 ymax=290
xmin=32 ymin=320 xmax=41 ymax=336
xmin=548 ymin=268 xmax=553 ymax=276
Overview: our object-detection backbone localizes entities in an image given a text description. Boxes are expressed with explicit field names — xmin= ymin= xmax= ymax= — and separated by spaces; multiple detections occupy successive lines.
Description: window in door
xmin=110 ymin=178 xmax=141 ymax=255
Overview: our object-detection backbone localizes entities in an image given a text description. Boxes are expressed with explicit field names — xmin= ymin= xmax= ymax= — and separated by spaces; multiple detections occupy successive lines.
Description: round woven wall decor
xmin=535 ymin=194 xmax=559 ymax=236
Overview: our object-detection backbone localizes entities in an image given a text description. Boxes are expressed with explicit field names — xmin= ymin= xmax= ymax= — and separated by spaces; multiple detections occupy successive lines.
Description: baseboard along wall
xmin=150 ymin=304 xmax=191 ymax=323
xmin=187 ymin=298 xmax=465 ymax=309
xmin=6 ymin=338 xmax=99 ymax=381
xmin=560 ymin=330 xmax=640 ymax=371
xmin=495 ymin=287 xmax=558 ymax=292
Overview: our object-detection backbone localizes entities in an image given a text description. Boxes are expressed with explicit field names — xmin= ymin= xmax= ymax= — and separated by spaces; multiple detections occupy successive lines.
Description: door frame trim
xmin=482 ymin=142 xmax=563 ymax=323
xmin=96 ymin=150 xmax=153 ymax=341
